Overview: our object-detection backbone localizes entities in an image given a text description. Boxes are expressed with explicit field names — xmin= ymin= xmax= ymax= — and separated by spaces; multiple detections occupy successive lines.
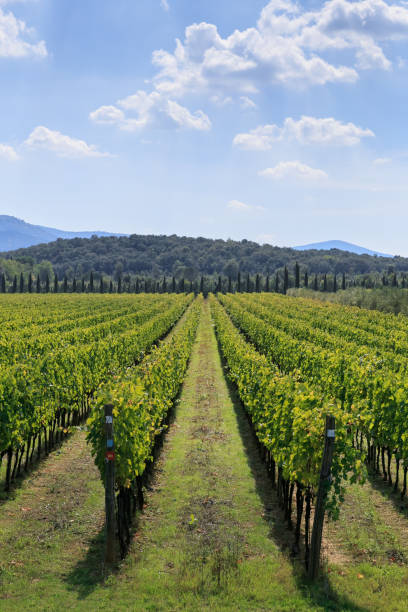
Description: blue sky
xmin=0 ymin=0 xmax=408 ymax=254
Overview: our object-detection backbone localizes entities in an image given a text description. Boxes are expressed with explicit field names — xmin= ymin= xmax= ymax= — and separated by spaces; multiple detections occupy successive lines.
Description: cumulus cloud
xmin=25 ymin=126 xmax=111 ymax=158
xmin=227 ymin=199 xmax=265 ymax=212
xmin=91 ymin=1 xmax=408 ymax=133
xmin=0 ymin=5 xmax=46 ymax=58
xmin=0 ymin=143 xmax=19 ymax=160
xmin=90 ymin=90 xmax=211 ymax=132
xmin=240 ymin=96 xmax=257 ymax=110
xmin=233 ymin=116 xmax=374 ymax=150
xmin=148 ymin=0 xmax=408 ymax=101
xmin=259 ymin=161 xmax=328 ymax=180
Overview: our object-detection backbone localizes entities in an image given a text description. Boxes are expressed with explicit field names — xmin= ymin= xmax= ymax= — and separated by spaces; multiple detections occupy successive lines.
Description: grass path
xmin=2 ymin=299 xmax=408 ymax=610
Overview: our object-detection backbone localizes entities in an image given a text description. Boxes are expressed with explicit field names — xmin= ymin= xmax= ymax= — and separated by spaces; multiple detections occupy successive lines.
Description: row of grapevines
xmin=87 ymin=296 xmax=201 ymax=487
xmin=253 ymin=293 xmax=408 ymax=359
xmin=0 ymin=294 xmax=193 ymax=489
xmin=219 ymin=293 xmax=408 ymax=483
xmin=0 ymin=295 xmax=167 ymax=362
xmin=210 ymin=295 xmax=361 ymax=519
xmin=232 ymin=294 xmax=406 ymax=373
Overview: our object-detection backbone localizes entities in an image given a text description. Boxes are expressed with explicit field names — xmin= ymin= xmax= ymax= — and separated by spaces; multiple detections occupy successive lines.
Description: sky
xmin=0 ymin=0 xmax=408 ymax=254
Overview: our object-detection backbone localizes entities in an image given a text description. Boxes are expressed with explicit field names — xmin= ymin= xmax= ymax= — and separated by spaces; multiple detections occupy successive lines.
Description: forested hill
xmin=2 ymin=234 xmax=407 ymax=279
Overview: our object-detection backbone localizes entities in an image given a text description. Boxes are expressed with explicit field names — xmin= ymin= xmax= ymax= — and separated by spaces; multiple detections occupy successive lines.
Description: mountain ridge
xmin=294 ymin=240 xmax=393 ymax=258
xmin=0 ymin=215 xmax=127 ymax=252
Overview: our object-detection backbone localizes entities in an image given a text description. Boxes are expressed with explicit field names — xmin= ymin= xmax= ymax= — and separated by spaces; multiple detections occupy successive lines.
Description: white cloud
xmin=24 ymin=126 xmax=111 ymax=158
xmin=153 ymin=0 xmax=408 ymax=95
xmin=259 ymin=161 xmax=328 ymax=180
xmin=227 ymin=199 xmax=265 ymax=212
xmin=91 ymin=1 xmax=408 ymax=133
xmin=233 ymin=116 xmax=374 ymax=150
xmin=0 ymin=5 xmax=46 ymax=58
xmin=160 ymin=0 xmax=169 ymax=11
xmin=90 ymin=90 xmax=211 ymax=132
xmin=373 ymin=156 xmax=392 ymax=164
xmin=240 ymin=96 xmax=257 ymax=110
xmin=0 ymin=143 xmax=19 ymax=161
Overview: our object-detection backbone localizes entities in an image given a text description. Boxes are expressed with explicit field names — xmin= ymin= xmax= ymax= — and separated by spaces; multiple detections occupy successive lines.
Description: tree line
xmin=2 ymin=264 xmax=408 ymax=295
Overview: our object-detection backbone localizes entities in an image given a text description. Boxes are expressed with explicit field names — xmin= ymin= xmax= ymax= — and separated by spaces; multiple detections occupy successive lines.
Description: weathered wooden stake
xmin=104 ymin=404 xmax=116 ymax=564
xmin=308 ymin=415 xmax=335 ymax=581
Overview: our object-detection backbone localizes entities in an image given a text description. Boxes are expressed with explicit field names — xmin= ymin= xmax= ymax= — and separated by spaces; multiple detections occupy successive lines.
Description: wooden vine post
xmin=308 ymin=415 xmax=335 ymax=581
xmin=104 ymin=404 xmax=116 ymax=563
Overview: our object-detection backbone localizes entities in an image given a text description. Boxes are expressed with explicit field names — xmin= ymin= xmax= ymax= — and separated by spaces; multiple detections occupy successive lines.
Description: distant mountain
xmin=294 ymin=240 xmax=393 ymax=258
xmin=0 ymin=215 xmax=127 ymax=252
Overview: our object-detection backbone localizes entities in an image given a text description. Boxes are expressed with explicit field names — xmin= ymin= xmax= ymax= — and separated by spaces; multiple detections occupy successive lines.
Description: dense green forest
xmin=2 ymin=233 xmax=407 ymax=281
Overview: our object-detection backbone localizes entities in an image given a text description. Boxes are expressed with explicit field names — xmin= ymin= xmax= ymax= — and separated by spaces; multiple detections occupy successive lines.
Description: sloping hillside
xmin=2 ymin=233 xmax=405 ymax=279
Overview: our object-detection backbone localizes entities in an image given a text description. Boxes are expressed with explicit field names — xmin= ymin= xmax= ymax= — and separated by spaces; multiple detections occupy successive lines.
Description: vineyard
xmin=1 ymin=292 xmax=408 ymax=610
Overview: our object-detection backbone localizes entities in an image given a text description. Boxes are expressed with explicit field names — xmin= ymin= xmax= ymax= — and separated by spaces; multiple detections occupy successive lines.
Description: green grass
xmin=1 ymin=299 xmax=408 ymax=610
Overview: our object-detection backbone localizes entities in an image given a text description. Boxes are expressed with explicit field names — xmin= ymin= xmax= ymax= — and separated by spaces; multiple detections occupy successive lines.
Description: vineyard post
xmin=104 ymin=404 xmax=116 ymax=564
xmin=308 ymin=415 xmax=335 ymax=581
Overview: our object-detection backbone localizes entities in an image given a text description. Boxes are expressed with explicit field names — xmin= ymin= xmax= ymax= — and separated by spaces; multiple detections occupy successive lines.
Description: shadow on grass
xmin=217 ymin=346 xmax=369 ymax=612
xmin=366 ymin=467 xmax=408 ymax=520
xmin=0 ymin=429 xmax=84 ymax=505
xmin=64 ymin=526 xmax=111 ymax=599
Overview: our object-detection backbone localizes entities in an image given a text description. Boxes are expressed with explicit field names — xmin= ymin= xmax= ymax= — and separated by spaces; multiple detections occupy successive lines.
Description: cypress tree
xmin=118 ymin=276 xmax=122 ymax=293
xmin=81 ymin=278 xmax=85 ymax=292
xmin=323 ymin=274 xmax=327 ymax=292
xmin=73 ymin=278 xmax=77 ymax=293
xmin=36 ymin=274 xmax=41 ymax=293
xmin=283 ymin=266 xmax=289 ymax=294
xmin=179 ymin=278 xmax=185 ymax=293
xmin=304 ymin=271 xmax=309 ymax=288
xmin=266 ymin=275 xmax=270 ymax=292
xmin=256 ymin=274 xmax=260 ymax=293
xmin=54 ymin=274 xmax=58 ymax=293
xmin=246 ymin=273 xmax=250 ymax=292
xmin=109 ymin=280 xmax=113 ymax=293
xmin=200 ymin=276 xmax=204 ymax=294
xmin=135 ymin=278 xmax=140 ymax=293
xmin=228 ymin=276 xmax=232 ymax=293
xmin=237 ymin=271 xmax=241 ymax=293
xmin=28 ymin=274 xmax=33 ymax=294
xmin=12 ymin=275 xmax=17 ymax=293
xmin=19 ymin=273 xmax=24 ymax=293
xmin=333 ymin=274 xmax=337 ymax=293
xmin=295 ymin=262 xmax=300 ymax=288
xmin=172 ymin=276 xmax=176 ymax=293
xmin=313 ymin=274 xmax=318 ymax=291
xmin=392 ymin=273 xmax=398 ymax=287
xmin=275 ymin=273 xmax=279 ymax=293
xmin=1 ymin=273 xmax=5 ymax=293
xmin=162 ymin=276 xmax=167 ymax=293
xmin=217 ymin=275 xmax=222 ymax=293
xmin=63 ymin=276 xmax=68 ymax=293
xmin=342 ymin=272 xmax=346 ymax=291
xmin=99 ymin=277 xmax=104 ymax=293
xmin=45 ymin=275 xmax=50 ymax=293
xmin=90 ymin=272 xmax=94 ymax=293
